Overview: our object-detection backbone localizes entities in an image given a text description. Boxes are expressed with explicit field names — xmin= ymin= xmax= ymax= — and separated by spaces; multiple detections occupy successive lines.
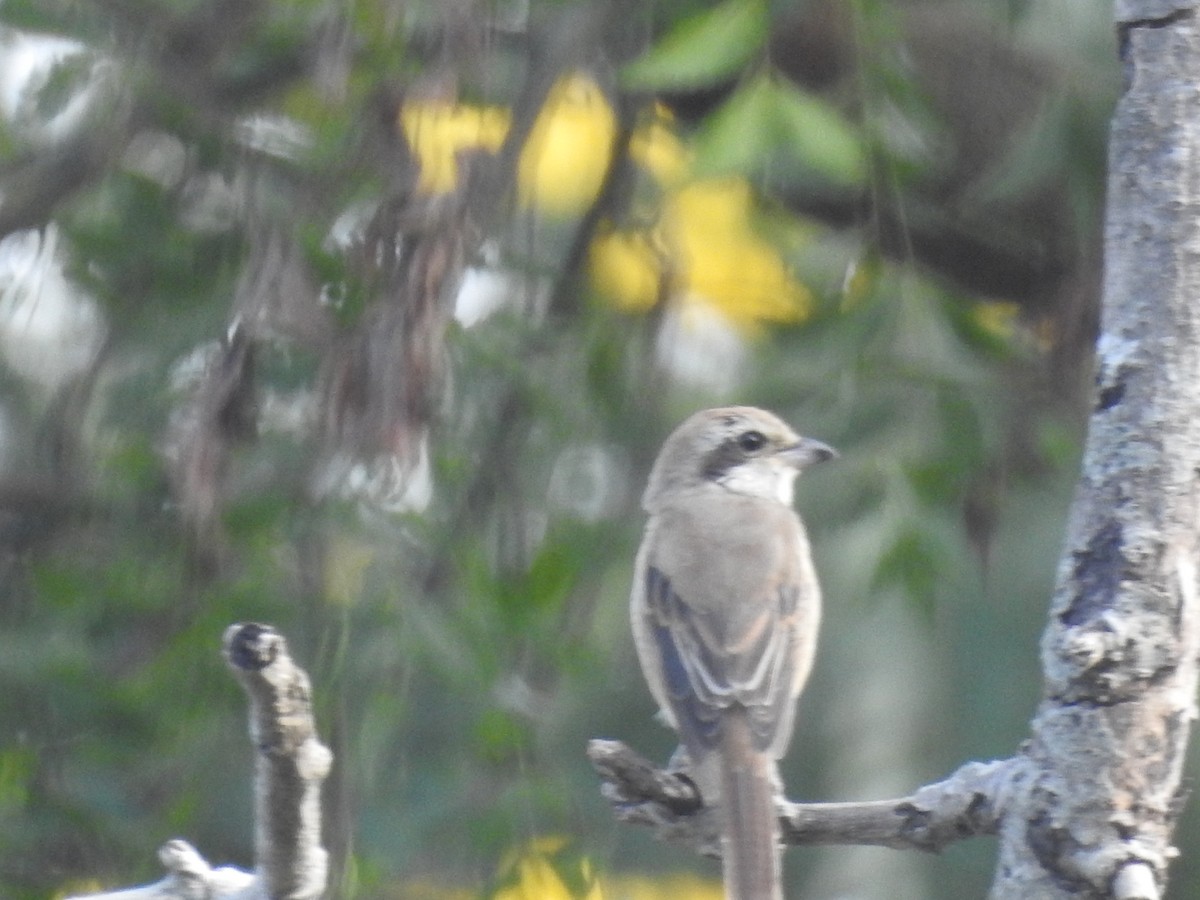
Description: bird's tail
xmin=719 ymin=708 xmax=782 ymax=900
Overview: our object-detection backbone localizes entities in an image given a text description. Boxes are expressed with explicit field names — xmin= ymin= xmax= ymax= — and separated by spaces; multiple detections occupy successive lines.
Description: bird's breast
xmin=646 ymin=493 xmax=812 ymax=619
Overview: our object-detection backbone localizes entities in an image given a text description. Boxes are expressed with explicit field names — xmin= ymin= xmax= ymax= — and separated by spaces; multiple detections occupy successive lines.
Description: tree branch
xmin=989 ymin=7 xmax=1200 ymax=897
xmin=225 ymin=623 xmax=332 ymax=900
xmin=66 ymin=624 xmax=332 ymax=900
xmin=588 ymin=739 xmax=1015 ymax=857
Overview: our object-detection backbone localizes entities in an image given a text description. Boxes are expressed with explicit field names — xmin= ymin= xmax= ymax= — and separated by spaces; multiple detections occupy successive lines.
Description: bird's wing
xmin=644 ymin=564 xmax=800 ymax=755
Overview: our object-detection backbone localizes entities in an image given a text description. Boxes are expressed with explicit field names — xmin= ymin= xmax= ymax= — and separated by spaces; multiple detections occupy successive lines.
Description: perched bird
xmin=631 ymin=407 xmax=835 ymax=900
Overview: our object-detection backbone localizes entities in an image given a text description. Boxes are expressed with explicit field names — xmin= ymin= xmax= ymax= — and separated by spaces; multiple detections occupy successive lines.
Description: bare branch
xmin=64 ymin=840 xmax=257 ymax=900
xmin=588 ymin=739 xmax=1015 ymax=857
xmin=66 ymin=624 xmax=331 ymax=900
xmin=224 ymin=623 xmax=332 ymax=900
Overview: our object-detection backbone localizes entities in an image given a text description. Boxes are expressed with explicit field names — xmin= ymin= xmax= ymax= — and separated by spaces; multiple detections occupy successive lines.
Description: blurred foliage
xmin=620 ymin=0 xmax=768 ymax=90
xmin=0 ymin=0 xmax=1178 ymax=898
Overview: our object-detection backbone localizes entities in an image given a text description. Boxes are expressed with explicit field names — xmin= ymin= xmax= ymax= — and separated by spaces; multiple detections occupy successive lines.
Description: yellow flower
xmin=628 ymin=109 xmax=689 ymax=185
xmin=589 ymin=177 xmax=812 ymax=334
xmin=588 ymin=228 xmax=664 ymax=313
xmin=492 ymin=836 xmax=603 ymax=900
xmin=517 ymin=74 xmax=618 ymax=216
xmin=399 ymin=74 xmax=621 ymax=217
xmin=399 ymin=100 xmax=510 ymax=195
xmin=397 ymin=84 xmax=813 ymax=336
xmin=385 ymin=868 xmax=722 ymax=900
xmin=664 ymin=178 xmax=811 ymax=330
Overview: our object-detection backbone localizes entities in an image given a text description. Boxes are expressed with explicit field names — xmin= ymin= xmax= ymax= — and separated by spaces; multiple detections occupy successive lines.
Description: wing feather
xmin=644 ymin=564 xmax=801 ymax=755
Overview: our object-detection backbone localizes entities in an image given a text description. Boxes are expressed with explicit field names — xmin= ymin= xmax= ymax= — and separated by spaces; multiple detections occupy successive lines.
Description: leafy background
xmin=1 ymin=0 xmax=1190 ymax=898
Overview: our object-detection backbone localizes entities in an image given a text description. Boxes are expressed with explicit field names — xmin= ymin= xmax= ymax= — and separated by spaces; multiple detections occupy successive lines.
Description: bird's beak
xmin=778 ymin=437 xmax=838 ymax=470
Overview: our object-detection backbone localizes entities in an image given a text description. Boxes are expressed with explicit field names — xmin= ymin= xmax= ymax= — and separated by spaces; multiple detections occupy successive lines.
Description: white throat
xmin=717 ymin=459 xmax=798 ymax=505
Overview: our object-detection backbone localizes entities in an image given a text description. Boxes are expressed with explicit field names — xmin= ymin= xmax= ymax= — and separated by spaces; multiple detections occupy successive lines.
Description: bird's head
xmin=643 ymin=406 xmax=836 ymax=510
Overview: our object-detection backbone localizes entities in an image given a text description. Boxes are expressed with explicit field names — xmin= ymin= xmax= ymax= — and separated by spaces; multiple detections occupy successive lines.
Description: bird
xmin=630 ymin=406 xmax=835 ymax=900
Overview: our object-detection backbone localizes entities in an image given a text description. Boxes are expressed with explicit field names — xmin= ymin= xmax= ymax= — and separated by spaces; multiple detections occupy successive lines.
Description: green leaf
xmin=873 ymin=527 xmax=943 ymax=618
xmin=473 ymin=708 xmax=531 ymax=763
xmin=690 ymin=74 xmax=777 ymax=178
xmin=0 ymin=747 xmax=35 ymax=811
xmin=621 ymin=0 xmax=768 ymax=90
xmin=525 ymin=542 xmax=579 ymax=613
xmin=770 ymin=79 xmax=867 ymax=185
xmin=691 ymin=74 xmax=867 ymax=184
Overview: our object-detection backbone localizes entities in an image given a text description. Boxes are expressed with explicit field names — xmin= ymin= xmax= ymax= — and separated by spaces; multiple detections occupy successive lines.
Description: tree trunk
xmin=990 ymin=6 xmax=1200 ymax=898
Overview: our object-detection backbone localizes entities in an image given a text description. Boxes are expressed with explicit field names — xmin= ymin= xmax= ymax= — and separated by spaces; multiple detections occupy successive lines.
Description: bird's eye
xmin=737 ymin=430 xmax=767 ymax=453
